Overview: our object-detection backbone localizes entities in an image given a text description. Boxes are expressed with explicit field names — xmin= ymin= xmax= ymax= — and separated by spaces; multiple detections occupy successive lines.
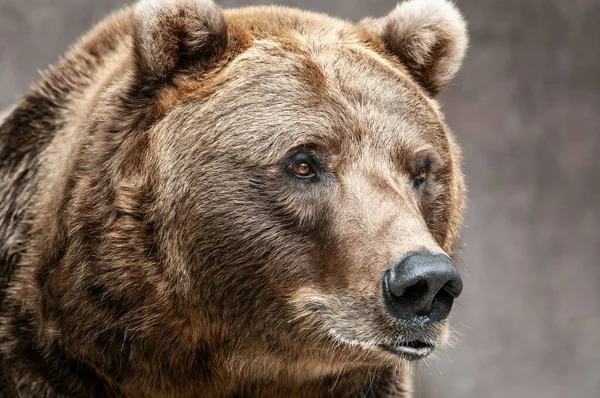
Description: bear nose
xmin=382 ymin=253 xmax=463 ymax=323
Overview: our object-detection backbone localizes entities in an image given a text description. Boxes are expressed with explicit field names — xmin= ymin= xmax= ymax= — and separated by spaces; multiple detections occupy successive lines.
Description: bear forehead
xmin=153 ymin=6 xmax=449 ymax=165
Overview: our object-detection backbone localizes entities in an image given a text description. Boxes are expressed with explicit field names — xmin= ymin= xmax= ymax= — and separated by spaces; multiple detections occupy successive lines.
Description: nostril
xmin=442 ymin=275 xmax=463 ymax=298
xmin=400 ymin=279 xmax=428 ymax=301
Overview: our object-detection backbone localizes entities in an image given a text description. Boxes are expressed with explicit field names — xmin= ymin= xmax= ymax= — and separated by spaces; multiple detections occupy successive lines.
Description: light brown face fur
xmin=0 ymin=0 xmax=467 ymax=396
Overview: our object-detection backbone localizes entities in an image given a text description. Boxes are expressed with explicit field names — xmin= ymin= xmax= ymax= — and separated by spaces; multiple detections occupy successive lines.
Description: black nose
xmin=382 ymin=253 xmax=463 ymax=323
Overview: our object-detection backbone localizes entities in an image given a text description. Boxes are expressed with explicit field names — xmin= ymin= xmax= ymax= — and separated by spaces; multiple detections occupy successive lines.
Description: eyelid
xmin=412 ymin=151 xmax=442 ymax=176
xmin=292 ymin=151 xmax=316 ymax=162
xmin=288 ymin=149 xmax=327 ymax=170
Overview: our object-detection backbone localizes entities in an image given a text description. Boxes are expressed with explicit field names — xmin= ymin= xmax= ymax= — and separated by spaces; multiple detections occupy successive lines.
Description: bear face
xmin=0 ymin=0 xmax=467 ymax=396
xmin=140 ymin=0 xmax=466 ymax=370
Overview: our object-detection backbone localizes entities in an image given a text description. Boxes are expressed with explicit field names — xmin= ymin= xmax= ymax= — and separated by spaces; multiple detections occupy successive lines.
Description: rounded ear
xmin=361 ymin=0 xmax=468 ymax=96
xmin=133 ymin=0 xmax=228 ymax=79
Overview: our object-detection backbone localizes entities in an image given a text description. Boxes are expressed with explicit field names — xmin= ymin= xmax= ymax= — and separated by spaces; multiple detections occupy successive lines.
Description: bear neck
xmin=3 ymin=324 xmax=409 ymax=397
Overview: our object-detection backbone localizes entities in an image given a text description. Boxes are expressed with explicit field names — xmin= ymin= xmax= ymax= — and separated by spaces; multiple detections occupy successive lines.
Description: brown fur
xmin=0 ymin=0 xmax=467 ymax=396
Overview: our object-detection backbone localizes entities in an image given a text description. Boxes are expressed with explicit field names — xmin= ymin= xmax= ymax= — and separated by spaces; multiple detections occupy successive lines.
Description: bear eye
xmin=291 ymin=161 xmax=315 ymax=179
xmin=415 ymin=168 xmax=428 ymax=186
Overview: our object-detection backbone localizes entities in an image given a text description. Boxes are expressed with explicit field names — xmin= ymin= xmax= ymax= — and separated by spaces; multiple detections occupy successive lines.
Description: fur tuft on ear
xmin=134 ymin=0 xmax=228 ymax=79
xmin=361 ymin=0 xmax=468 ymax=95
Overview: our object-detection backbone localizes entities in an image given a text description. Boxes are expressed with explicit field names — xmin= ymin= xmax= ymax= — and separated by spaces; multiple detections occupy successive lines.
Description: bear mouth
xmin=378 ymin=340 xmax=435 ymax=361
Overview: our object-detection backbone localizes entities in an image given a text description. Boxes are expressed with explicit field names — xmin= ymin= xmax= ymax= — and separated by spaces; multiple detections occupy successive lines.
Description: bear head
xmin=25 ymin=0 xmax=468 ymax=393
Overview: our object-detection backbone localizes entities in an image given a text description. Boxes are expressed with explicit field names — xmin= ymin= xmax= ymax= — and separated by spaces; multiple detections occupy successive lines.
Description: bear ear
xmin=360 ymin=0 xmax=468 ymax=96
xmin=133 ymin=0 xmax=228 ymax=79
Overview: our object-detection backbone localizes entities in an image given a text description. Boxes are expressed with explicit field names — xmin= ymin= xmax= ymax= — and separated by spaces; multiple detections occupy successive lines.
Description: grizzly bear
xmin=0 ymin=0 xmax=468 ymax=396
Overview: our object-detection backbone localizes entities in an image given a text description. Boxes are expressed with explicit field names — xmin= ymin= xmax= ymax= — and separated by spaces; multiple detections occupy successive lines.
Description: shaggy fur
xmin=361 ymin=0 xmax=468 ymax=95
xmin=0 ymin=0 xmax=468 ymax=396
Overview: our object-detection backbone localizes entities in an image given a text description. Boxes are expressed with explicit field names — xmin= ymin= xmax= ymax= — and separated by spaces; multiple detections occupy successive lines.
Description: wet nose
xmin=382 ymin=253 xmax=463 ymax=323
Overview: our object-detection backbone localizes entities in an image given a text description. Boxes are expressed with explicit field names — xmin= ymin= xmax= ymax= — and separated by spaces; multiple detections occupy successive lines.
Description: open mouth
xmin=379 ymin=340 xmax=435 ymax=361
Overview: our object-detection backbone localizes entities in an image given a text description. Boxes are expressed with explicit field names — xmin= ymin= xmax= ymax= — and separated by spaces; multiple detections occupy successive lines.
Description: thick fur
xmin=134 ymin=0 xmax=229 ymax=78
xmin=361 ymin=0 xmax=468 ymax=95
xmin=0 ymin=0 xmax=467 ymax=397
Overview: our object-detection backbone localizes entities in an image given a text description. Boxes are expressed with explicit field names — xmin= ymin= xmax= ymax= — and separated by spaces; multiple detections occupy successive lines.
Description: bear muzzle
xmin=379 ymin=252 xmax=463 ymax=360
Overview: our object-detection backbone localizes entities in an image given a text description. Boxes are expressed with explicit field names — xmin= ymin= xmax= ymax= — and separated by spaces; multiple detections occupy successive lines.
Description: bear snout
xmin=381 ymin=253 xmax=463 ymax=324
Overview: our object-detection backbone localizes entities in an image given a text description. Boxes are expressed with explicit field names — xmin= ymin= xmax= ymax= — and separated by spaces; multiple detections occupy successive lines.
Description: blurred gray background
xmin=1 ymin=0 xmax=599 ymax=397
